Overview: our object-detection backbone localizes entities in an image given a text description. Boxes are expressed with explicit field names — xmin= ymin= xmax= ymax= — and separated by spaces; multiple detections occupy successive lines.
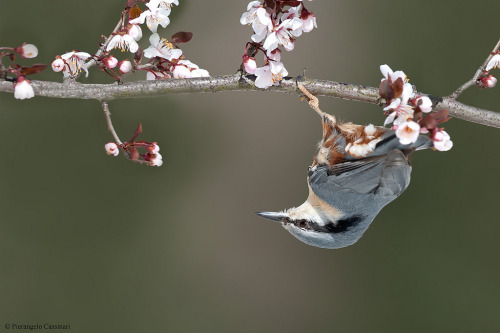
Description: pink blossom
xmin=432 ymin=130 xmax=453 ymax=151
xmin=480 ymin=75 xmax=497 ymax=88
xmin=243 ymin=56 xmax=257 ymax=74
xmin=395 ymin=121 xmax=420 ymax=145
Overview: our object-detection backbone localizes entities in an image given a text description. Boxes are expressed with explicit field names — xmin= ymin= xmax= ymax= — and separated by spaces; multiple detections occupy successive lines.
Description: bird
xmin=256 ymin=83 xmax=432 ymax=249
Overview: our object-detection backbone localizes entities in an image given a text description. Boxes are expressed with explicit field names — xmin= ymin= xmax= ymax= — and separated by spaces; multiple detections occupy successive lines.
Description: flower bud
xmin=51 ymin=58 xmax=65 ymax=72
xmin=118 ymin=60 xmax=133 ymax=74
xmin=14 ymin=76 xmax=35 ymax=100
xmin=15 ymin=43 xmax=38 ymax=58
xmin=414 ymin=95 xmax=433 ymax=113
xmin=150 ymin=153 xmax=163 ymax=167
xmin=243 ymin=55 xmax=257 ymax=74
xmin=128 ymin=24 xmax=143 ymax=41
xmin=106 ymin=56 xmax=118 ymax=69
xmin=104 ymin=142 xmax=119 ymax=156
xmin=479 ymin=75 xmax=497 ymax=88
xmin=148 ymin=143 xmax=160 ymax=154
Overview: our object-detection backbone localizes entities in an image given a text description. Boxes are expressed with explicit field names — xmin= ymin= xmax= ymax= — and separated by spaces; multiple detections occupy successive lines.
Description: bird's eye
xmin=298 ymin=220 xmax=309 ymax=229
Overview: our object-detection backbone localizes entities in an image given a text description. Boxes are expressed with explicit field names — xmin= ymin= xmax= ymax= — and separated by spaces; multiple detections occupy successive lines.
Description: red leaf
xmin=129 ymin=5 xmax=143 ymax=19
xmin=134 ymin=47 xmax=143 ymax=65
xmin=378 ymin=79 xmax=394 ymax=101
xmin=282 ymin=0 xmax=302 ymax=7
xmin=420 ymin=114 xmax=438 ymax=130
xmin=129 ymin=123 xmax=143 ymax=142
xmin=391 ymin=77 xmax=404 ymax=99
xmin=264 ymin=0 xmax=276 ymax=9
xmin=171 ymin=31 xmax=193 ymax=44
xmin=431 ymin=109 xmax=451 ymax=123
xmin=19 ymin=64 xmax=47 ymax=76
xmin=420 ymin=110 xmax=450 ymax=130
xmin=127 ymin=146 xmax=140 ymax=160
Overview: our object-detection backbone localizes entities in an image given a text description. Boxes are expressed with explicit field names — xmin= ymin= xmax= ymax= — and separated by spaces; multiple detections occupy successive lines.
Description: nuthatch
xmin=256 ymin=84 xmax=432 ymax=249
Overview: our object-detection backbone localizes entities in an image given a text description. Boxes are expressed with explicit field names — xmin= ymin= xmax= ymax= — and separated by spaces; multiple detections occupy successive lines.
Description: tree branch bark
xmin=1 ymin=74 xmax=499 ymax=128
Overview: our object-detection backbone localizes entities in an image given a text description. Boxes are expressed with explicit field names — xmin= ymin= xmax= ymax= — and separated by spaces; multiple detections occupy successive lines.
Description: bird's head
xmin=256 ymin=185 xmax=371 ymax=249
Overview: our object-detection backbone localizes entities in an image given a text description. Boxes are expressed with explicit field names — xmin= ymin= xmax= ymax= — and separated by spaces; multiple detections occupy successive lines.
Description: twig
xmin=1 ymin=74 xmax=499 ymax=128
xmin=449 ymin=38 xmax=500 ymax=99
xmin=101 ymin=101 xmax=122 ymax=145
xmin=83 ymin=13 xmax=125 ymax=76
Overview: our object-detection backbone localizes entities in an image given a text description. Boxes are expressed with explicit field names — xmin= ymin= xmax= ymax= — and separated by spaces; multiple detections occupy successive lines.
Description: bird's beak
xmin=255 ymin=211 xmax=288 ymax=223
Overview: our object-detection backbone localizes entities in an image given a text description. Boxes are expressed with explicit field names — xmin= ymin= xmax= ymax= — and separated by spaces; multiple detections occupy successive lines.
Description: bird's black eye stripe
xmin=310 ymin=215 xmax=363 ymax=234
xmin=287 ymin=219 xmax=311 ymax=230
xmin=286 ymin=215 xmax=363 ymax=233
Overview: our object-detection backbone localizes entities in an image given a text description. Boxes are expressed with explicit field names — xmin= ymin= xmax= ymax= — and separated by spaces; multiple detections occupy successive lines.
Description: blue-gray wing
xmin=309 ymin=150 xmax=411 ymax=198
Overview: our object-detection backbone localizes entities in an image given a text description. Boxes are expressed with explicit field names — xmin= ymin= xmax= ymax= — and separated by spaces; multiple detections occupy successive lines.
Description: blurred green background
xmin=1 ymin=1 xmax=499 ymax=332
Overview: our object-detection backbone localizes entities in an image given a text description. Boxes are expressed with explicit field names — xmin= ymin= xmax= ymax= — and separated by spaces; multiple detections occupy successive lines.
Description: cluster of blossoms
xmin=104 ymin=124 xmax=163 ymax=166
xmin=478 ymin=51 xmax=500 ymax=88
xmin=50 ymin=0 xmax=208 ymax=81
xmin=379 ymin=64 xmax=452 ymax=151
xmin=240 ymin=0 xmax=316 ymax=89
xmin=0 ymin=43 xmax=45 ymax=100
xmin=47 ymin=0 xmax=211 ymax=166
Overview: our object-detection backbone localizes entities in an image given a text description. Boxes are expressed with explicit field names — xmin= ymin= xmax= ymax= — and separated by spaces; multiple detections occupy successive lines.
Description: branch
xmin=449 ymin=38 xmax=500 ymax=99
xmin=1 ymin=74 xmax=499 ymax=128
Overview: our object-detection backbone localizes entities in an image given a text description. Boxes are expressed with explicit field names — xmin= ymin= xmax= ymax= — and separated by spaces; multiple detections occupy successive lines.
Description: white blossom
xmin=380 ymin=64 xmax=407 ymax=83
xmin=263 ymin=17 xmax=303 ymax=53
xmin=150 ymin=153 xmax=163 ymax=167
xmin=301 ymin=13 xmax=317 ymax=33
xmin=190 ymin=68 xmax=210 ymax=78
xmin=171 ymin=64 xmax=192 ymax=78
xmin=60 ymin=51 xmax=91 ymax=77
xmin=129 ymin=0 xmax=171 ymax=33
xmin=127 ymin=24 xmax=143 ymax=41
xmin=154 ymin=0 xmax=179 ymax=9
xmin=14 ymin=78 xmax=35 ymax=100
xmin=106 ymin=34 xmax=139 ymax=53
xmin=240 ymin=1 xmax=272 ymax=43
xmin=485 ymin=54 xmax=500 ymax=71
xmin=383 ymin=82 xmax=415 ymax=126
xmin=143 ymin=33 xmax=182 ymax=60
xmin=254 ymin=60 xmax=288 ymax=89
xmin=282 ymin=6 xmax=316 ymax=36
xmin=170 ymin=60 xmax=209 ymax=78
